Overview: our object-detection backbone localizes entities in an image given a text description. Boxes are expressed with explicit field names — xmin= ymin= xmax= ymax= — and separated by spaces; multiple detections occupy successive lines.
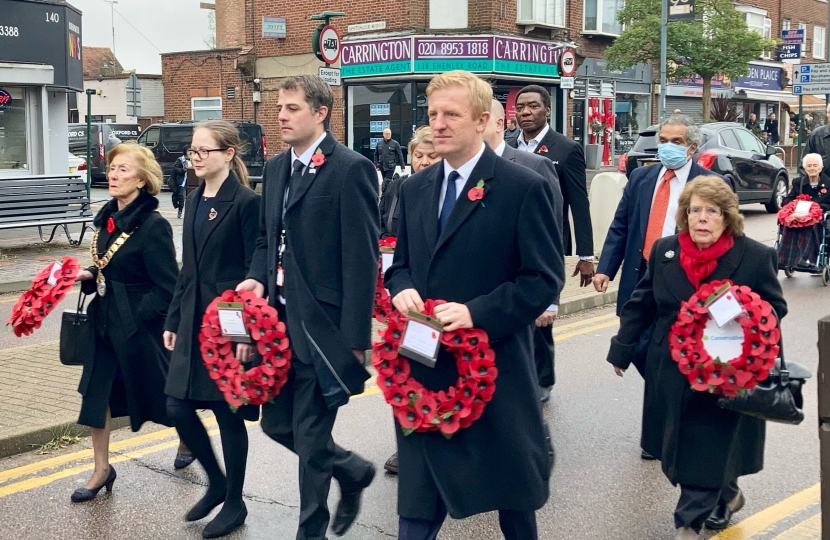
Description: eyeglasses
xmin=185 ymin=147 xmax=228 ymax=159
xmin=687 ymin=206 xmax=723 ymax=217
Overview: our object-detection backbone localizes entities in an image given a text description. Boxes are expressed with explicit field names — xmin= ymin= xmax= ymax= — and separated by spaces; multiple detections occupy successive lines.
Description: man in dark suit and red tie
xmin=593 ymin=114 xmax=721 ymax=458
xmin=508 ymin=84 xmax=594 ymax=402
xmin=386 ymin=70 xmax=562 ymax=540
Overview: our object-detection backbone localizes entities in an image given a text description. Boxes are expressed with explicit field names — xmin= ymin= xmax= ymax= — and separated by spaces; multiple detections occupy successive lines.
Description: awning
xmin=733 ymin=87 xmax=790 ymax=101
xmin=780 ymin=93 xmax=827 ymax=110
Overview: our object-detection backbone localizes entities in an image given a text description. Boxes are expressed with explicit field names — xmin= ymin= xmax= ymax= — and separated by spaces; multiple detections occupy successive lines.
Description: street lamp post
xmin=104 ymin=0 xmax=118 ymax=54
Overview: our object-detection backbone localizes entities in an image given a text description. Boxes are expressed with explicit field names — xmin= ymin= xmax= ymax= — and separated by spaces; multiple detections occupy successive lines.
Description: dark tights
xmin=167 ymin=397 xmax=249 ymax=514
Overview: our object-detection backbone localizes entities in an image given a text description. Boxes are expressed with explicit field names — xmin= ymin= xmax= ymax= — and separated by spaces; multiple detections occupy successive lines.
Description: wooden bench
xmin=0 ymin=175 xmax=93 ymax=246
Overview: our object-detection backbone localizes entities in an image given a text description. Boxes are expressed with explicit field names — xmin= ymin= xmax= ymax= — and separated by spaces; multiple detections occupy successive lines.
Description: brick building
xmin=161 ymin=0 xmax=653 ymax=166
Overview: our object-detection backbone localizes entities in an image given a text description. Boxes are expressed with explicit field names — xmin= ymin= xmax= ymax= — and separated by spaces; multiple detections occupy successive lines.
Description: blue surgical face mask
xmin=657 ymin=143 xmax=690 ymax=170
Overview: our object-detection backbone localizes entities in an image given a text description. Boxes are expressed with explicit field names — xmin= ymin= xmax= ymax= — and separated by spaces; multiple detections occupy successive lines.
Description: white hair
xmin=802 ymin=152 xmax=823 ymax=167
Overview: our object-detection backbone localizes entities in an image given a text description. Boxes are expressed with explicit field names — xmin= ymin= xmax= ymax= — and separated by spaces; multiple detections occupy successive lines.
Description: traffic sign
xmin=558 ymin=48 xmax=577 ymax=77
xmin=319 ymin=67 xmax=341 ymax=86
xmin=560 ymin=77 xmax=575 ymax=89
xmin=793 ymin=63 xmax=830 ymax=93
xmin=318 ymin=25 xmax=341 ymax=64
xmin=794 ymin=84 xmax=830 ymax=95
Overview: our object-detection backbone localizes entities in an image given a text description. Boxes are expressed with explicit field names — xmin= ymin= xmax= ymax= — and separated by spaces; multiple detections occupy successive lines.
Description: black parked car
xmin=68 ymin=123 xmax=142 ymax=183
xmin=622 ymin=122 xmax=788 ymax=213
xmin=136 ymin=121 xmax=266 ymax=188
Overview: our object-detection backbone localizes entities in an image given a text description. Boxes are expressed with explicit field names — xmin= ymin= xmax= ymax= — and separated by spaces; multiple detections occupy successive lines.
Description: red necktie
xmin=643 ymin=169 xmax=675 ymax=259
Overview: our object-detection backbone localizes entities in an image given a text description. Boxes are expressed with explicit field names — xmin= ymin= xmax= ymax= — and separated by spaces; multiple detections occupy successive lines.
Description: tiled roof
xmin=82 ymin=47 xmax=124 ymax=79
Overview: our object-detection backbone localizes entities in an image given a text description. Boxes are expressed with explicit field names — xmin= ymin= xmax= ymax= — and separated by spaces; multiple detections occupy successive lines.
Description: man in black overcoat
xmin=238 ymin=75 xmax=378 ymax=540
xmin=385 ymin=70 xmax=563 ymax=540
xmin=507 ymin=84 xmax=595 ymax=399
xmin=483 ymin=98 xmax=565 ymax=403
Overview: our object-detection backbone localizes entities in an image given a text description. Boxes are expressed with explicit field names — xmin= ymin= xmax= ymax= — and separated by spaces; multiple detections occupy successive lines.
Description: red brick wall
xmin=161 ymin=49 xmax=244 ymax=121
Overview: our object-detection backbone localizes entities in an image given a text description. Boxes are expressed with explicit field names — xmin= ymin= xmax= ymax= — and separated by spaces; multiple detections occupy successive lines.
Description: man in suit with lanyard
xmin=508 ymin=84 xmax=594 ymax=401
xmin=238 ymin=75 xmax=378 ymax=539
xmin=386 ymin=70 xmax=562 ymax=540
xmin=483 ymin=98 xmax=565 ymax=403
xmin=593 ymin=114 xmax=720 ymax=459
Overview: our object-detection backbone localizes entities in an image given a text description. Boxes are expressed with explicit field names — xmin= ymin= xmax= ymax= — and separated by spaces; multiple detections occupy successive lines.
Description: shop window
xmin=584 ymin=0 xmax=623 ymax=36
xmin=815 ymin=26 xmax=826 ymax=59
xmin=192 ymin=98 xmax=222 ymax=121
xmin=518 ymin=0 xmax=566 ymax=28
xmin=614 ymin=94 xmax=649 ymax=156
xmin=347 ymin=84 xmax=413 ymax=164
xmin=0 ymin=87 xmax=29 ymax=173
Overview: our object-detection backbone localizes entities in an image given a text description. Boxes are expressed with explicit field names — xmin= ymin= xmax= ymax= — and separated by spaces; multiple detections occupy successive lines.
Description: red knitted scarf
xmin=677 ymin=231 xmax=734 ymax=288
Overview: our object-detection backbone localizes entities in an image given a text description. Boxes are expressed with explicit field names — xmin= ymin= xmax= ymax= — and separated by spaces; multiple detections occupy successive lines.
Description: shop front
xmin=573 ymin=59 xmax=652 ymax=167
xmin=666 ymin=74 xmax=733 ymax=122
xmin=730 ymin=63 xmax=787 ymax=143
xmin=0 ymin=0 xmax=83 ymax=176
xmin=341 ymin=35 xmax=573 ymax=163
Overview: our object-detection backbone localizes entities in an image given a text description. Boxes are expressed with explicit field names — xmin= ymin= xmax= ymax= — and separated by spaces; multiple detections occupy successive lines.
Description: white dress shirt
xmin=493 ymin=140 xmax=507 ymax=157
xmin=438 ymin=143 xmax=486 ymax=216
xmin=516 ymin=123 xmax=550 ymax=153
xmin=653 ymin=159 xmax=693 ymax=238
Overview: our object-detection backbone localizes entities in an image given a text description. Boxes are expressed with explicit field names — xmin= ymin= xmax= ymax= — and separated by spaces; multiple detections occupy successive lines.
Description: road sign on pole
xmin=793 ymin=63 xmax=830 ymax=94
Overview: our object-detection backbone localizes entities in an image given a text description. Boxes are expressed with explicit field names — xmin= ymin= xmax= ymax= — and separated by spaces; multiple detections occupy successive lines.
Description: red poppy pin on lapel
xmin=106 ymin=217 xmax=115 ymax=233
xmin=208 ymin=208 xmax=218 ymax=221
xmin=538 ymin=145 xmax=548 ymax=154
xmin=822 ymin=188 xmax=828 ymax=194
xmin=467 ymin=180 xmax=486 ymax=206
xmin=310 ymin=148 xmax=325 ymax=171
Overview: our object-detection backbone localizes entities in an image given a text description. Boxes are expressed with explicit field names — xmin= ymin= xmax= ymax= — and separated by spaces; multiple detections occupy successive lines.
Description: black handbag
xmin=717 ymin=336 xmax=811 ymax=425
xmin=59 ymin=291 xmax=94 ymax=367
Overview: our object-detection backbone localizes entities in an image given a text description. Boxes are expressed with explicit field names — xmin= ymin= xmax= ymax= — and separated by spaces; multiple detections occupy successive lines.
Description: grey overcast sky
xmin=68 ymin=0 xmax=212 ymax=74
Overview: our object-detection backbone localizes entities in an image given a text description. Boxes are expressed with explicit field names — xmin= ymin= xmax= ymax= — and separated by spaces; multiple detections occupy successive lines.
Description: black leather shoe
xmin=384 ymin=452 xmax=399 ymax=475
xmin=705 ymin=490 xmax=745 ymax=530
xmin=174 ymin=452 xmax=196 ymax=470
xmin=332 ymin=464 xmax=376 ymax=536
xmin=202 ymin=503 xmax=247 ymax=539
xmin=640 ymin=449 xmax=657 ymax=460
xmin=71 ymin=466 xmax=116 ymax=502
xmin=539 ymin=386 xmax=552 ymax=403
xmin=186 ymin=487 xmax=227 ymax=522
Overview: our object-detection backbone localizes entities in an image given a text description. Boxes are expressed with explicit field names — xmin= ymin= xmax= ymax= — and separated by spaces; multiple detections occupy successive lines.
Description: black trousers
xmin=171 ymin=183 xmax=185 ymax=210
xmin=533 ymin=325 xmax=555 ymax=387
xmin=675 ymin=482 xmax=740 ymax=532
xmin=398 ymin=497 xmax=538 ymax=540
xmin=260 ymin=360 xmax=373 ymax=540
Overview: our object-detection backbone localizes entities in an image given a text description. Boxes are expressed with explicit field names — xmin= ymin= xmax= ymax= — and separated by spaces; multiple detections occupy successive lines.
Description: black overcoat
xmin=384 ymin=145 xmax=564 ymax=520
xmin=508 ymin=127 xmax=593 ymax=256
xmin=164 ymin=174 xmax=260 ymax=414
xmin=247 ymin=132 xmax=379 ymax=402
xmin=607 ymin=234 xmax=787 ymax=488
xmin=78 ymin=190 xmax=179 ymax=431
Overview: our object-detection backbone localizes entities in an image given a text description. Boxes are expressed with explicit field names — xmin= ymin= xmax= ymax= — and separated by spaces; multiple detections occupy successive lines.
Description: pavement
xmin=0 ymin=186 xmax=618 ymax=460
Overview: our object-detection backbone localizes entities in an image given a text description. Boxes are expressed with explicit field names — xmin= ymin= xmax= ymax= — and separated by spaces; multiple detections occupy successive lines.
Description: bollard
xmin=588 ymin=171 xmax=628 ymax=260
xmin=817 ymin=315 xmax=830 ymax=539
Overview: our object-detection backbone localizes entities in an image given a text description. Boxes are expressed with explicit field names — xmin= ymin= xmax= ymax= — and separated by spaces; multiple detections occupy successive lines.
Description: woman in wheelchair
xmin=779 ymin=153 xmax=830 ymax=271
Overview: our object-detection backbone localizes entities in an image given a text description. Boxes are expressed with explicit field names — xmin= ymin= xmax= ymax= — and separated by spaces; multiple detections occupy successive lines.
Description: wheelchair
xmin=774 ymin=212 xmax=830 ymax=286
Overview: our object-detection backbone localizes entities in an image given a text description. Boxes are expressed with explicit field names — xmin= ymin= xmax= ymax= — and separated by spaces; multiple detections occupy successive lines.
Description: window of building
xmin=517 ymin=0 xmax=566 ymax=28
xmin=800 ymin=22 xmax=808 ymax=56
xmin=782 ymin=19 xmax=790 ymax=31
xmin=84 ymin=115 xmax=117 ymax=123
xmin=0 ymin=87 xmax=29 ymax=173
xmin=815 ymin=26 xmax=826 ymax=59
xmin=191 ymin=98 xmax=222 ymax=121
xmin=584 ymin=0 xmax=623 ymax=35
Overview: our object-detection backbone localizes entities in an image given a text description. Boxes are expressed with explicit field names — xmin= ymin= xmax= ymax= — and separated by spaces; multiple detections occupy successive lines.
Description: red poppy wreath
xmin=373 ymin=236 xmax=396 ymax=323
xmin=668 ymin=279 xmax=780 ymax=397
xmin=777 ymin=194 xmax=824 ymax=228
xmin=199 ymin=290 xmax=292 ymax=409
xmin=7 ymin=257 xmax=80 ymax=337
xmin=372 ymin=299 xmax=497 ymax=438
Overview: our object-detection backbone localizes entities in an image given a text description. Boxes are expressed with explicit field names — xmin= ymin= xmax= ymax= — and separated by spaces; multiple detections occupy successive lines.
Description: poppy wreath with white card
xmin=7 ymin=256 xmax=79 ymax=337
xmin=668 ymin=279 xmax=780 ymax=397
xmin=199 ymin=290 xmax=292 ymax=410
xmin=371 ymin=299 xmax=497 ymax=438
xmin=373 ymin=236 xmax=396 ymax=323
xmin=777 ymin=194 xmax=824 ymax=228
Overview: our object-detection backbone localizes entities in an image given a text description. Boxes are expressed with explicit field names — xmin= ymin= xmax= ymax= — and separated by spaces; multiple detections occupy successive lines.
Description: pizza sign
xmin=0 ymin=89 xmax=11 ymax=111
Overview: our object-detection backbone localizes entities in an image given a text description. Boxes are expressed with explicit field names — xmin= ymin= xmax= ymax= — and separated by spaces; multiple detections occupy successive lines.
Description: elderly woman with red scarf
xmin=607 ymin=176 xmax=787 ymax=540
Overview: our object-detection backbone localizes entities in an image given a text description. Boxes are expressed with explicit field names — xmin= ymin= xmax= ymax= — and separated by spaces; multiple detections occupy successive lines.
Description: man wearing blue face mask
xmin=593 ymin=114 xmax=724 ymax=460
